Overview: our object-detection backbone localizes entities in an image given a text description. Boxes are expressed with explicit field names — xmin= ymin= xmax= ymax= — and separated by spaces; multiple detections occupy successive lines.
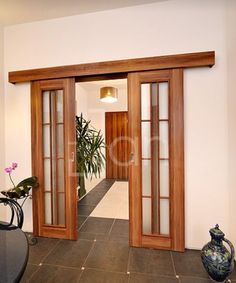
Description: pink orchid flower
xmin=12 ymin=162 xmax=18 ymax=170
xmin=4 ymin=167 xmax=12 ymax=174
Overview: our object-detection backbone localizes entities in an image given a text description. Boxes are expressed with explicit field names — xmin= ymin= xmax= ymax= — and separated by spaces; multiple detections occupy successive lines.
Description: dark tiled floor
xmin=21 ymin=179 xmax=236 ymax=282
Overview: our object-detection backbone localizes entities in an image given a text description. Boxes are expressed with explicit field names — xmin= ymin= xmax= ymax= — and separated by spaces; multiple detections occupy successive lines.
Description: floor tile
xmin=129 ymin=247 xmax=175 ymax=276
xmin=85 ymin=241 xmax=129 ymax=272
xmin=91 ymin=182 xmax=128 ymax=219
xmin=229 ymin=265 xmax=236 ymax=281
xmin=78 ymin=205 xmax=96 ymax=216
xmin=44 ymin=239 xmax=93 ymax=268
xmin=172 ymin=250 xmax=208 ymax=278
xmin=28 ymin=264 xmax=81 ymax=283
xmin=79 ymin=269 xmax=128 ymax=283
xmin=20 ymin=264 xmax=39 ymax=283
xmin=79 ymin=217 xmax=114 ymax=234
xmin=78 ymin=232 xmax=97 ymax=241
xmin=110 ymin=220 xmax=129 ymax=237
xmin=109 ymin=219 xmax=129 ymax=242
xmin=179 ymin=276 xmax=212 ymax=283
xmin=78 ymin=216 xmax=88 ymax=229
xmin=28 ymin=237 xmax=59 ymax=264
xmin=92 ymin=179 xmax=115 ymax=192
xmin=79 ymin=192 xmax=105 ymax=206
xmin=129 ymin=273 xmax=178 ymax=283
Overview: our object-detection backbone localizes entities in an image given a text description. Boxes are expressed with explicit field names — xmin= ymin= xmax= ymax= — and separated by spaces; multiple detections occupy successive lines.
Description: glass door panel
xmin=43 ymin=90 xmax=65 ymax=226
xmin=141 ymin=81 xmax=170 ymax=237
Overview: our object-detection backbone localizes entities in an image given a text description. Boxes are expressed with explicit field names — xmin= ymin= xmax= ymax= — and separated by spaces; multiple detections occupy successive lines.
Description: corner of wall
xmin=0 ymin=24 xmax=6 ymax=219
xmin=226 ymin=0 xmax=236 ymax=247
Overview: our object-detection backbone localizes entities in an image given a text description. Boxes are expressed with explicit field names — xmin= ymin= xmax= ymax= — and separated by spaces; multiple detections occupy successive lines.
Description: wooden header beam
xmin=9 ymin=51 xmax=215 ymax=84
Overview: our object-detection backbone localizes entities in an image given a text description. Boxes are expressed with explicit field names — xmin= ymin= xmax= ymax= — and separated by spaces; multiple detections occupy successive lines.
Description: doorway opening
xmin=75 ymin=78 xmax=129 ymax=242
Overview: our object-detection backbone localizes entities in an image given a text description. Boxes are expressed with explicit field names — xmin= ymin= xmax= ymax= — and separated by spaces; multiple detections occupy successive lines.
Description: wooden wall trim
xmin=9 ymin=51 xmax=215 ymax=83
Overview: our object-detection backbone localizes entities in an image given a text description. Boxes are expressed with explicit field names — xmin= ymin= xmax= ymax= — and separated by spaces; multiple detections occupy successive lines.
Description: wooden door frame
xmin=128 ymin=69 xmax=184 ymax=251
xmin=9 ymin=51 xmax=215 ymax=247
xmin=31 ymin=78 xmax=77 ymax=239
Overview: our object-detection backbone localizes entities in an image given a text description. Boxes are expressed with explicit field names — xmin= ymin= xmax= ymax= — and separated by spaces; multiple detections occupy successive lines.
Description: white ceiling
xmin=0 ymin=0 xmax=168 ymax=26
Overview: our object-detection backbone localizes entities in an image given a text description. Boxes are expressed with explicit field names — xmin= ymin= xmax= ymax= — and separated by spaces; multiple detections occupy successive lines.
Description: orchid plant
xmin=1 ymin=162 xmax=38 ymax=203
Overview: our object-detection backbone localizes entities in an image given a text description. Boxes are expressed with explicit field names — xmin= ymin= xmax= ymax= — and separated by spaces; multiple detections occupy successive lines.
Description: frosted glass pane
xmin=159 ymin=121 xmax=169 ymax=158
xmin=44 ymin=193 xmax=52 ymax=225
xmin=160 ymin=199 xmax=170 ymax=235
xmin=141 ymin=84 xmax=150 ymax=120
xmin=142 ymin=160 xmax=151 ymax=196
xmin=58 ymin=159 xmax=65 ymax=192
xmin=159 ymin=83 xmax=169 ymax=119
xmin=160 ymin=160 xmax=169 ymax=197
xmin=56 ymin=90 xmax=64 ymax=123
xmin=142 ymin=198 xmax=151 ymax=234
xmin=142 ymin=122 xmax=151 ymax=158
xmin=44 ymin=159 xmax=51 ymax=191
xmin=43 ymin=91 xmax=50 ymax=124
xmin=57 ymin=124 xmax=64 ymax=158
xmin=58 ymin=193 xmax=65 ymax=226
xmin=43 ymin=125 xmax=50 ymax=157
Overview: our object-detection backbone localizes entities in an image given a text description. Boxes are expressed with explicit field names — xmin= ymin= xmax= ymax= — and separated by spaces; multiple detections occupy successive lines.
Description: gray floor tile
xmin=79 ymin=192 xmax=105 ymax=206
xmin=44 ymin=239 xmax=93 ymax=268
xmin=129 ymin=273 xmax=178 ymax=283
xmin=180 ymin=276 xmax=212 ymax=283
xmin=85 ymin=241 xmax=129 ymax=272
xmin=172 ymin=250 xmax=208 ymax=278
xmin=78 ymin=216 xmax=88 ymax=229
xmin=78 ymin=205 xmax=96 ymax=216
xmin=78 ymin=232 xmax=97 ymax=241
xmin=229 ymin=264 xmax=236 ymax=281
xmin=92 ymin=179 xmax=115 ymax=192
xmin=20 ymin=264 xmax=39 ymax=283
xmin=28 ymin=237 xmax=59 ymax=264
xmin=79 ymin=217 xmax=114 ymax=234
xmin=28 ymin=265 xmax=81 ymax=283
xmin=79 ymin=269 xmax=128 ymax=283
xmin=109 ymin=219 xmax=129 ymax=242
xmin=129 ymin=247 xmax=175 ymax=276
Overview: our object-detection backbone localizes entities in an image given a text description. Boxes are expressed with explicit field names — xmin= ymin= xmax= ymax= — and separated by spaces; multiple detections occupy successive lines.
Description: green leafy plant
xmin=1 ymin=162 xmax=38 ymax=204
xmin=76 ymin=114 xmax=105 ymax=198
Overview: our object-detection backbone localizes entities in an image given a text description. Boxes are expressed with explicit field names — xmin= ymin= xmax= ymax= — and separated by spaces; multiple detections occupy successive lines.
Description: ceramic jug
xmin=201 ymin=224 xmax=235 ymax=282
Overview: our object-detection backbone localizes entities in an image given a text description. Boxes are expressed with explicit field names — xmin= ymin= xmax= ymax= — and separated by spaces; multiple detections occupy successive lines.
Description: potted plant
xmin=76 ymin=114 xmax=105 ymax=199
xmin=1 ymin=162 xmax=38 ymax=205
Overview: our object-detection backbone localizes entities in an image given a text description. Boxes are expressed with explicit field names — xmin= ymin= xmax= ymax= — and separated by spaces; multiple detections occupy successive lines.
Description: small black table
xmin=0 ymin=223 xmax=29 ymax=283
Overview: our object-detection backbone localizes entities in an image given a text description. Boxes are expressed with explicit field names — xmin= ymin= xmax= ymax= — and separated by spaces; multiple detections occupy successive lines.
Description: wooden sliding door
xmin=128 ymin=69 xmax=184 ymax=251
xmin=31 ymin=78 xmax=77 ymax=240
xmin=105 ymin=111 xmax=129 ymax=180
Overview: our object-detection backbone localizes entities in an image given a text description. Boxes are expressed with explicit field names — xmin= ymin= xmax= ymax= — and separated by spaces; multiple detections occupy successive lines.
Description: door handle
xmin=130 ymin=152 xmax=135 ymax=163
xmin=71 ymin=152 xmax=75 ymax=162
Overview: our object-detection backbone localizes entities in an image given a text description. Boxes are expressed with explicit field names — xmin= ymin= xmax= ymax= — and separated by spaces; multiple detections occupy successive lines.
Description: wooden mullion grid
xmin=49 ymin=91 xmax=54 ymax=225
xmin=168 ymin=79 xmax=172 ymax=242
xmin=54 ymin=91 xmax=59 ymax=226
xmin=151 ymin=83 xmax=159 ymax=235
xmin=43 ymin=157 xmax=64 ymax=160
xmin=142 ymin=195 xmax=152 ymax=199
xmin=62 ymin=88 xmax=66 ymax=227
xmin=160 ymin=196 xmax=170 ymax=200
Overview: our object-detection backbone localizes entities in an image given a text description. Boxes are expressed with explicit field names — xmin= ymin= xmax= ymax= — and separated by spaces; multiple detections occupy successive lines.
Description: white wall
xmin=226 ymin=0 xmax=236 ymax=248
xmin=0 ymin=24 xmax=6 ymax=219
xmin=3 ymin=0 xmax=232 ymax=248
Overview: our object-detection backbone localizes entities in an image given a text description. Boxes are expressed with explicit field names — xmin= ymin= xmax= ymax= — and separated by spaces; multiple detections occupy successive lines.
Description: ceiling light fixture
xmin=100 ymin=86 xmax=118 ymax=103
